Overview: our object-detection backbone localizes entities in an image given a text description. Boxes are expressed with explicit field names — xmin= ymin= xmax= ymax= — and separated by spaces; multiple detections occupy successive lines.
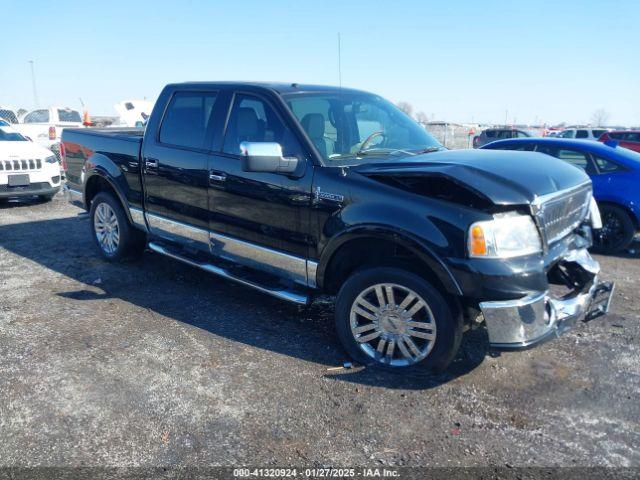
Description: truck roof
xmin=167 ymin=81 xmax=367 ymax=95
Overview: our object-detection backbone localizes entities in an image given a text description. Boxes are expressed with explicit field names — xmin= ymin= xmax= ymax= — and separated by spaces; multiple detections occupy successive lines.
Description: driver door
xmin=206 ymin=91 xmax=314 ymax=286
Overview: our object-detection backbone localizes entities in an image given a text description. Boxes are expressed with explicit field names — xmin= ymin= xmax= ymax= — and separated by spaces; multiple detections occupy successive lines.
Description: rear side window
xmin=159 ymin=91 xmax=218 ymax=150
xmin=576 ymin=130 xmax=589 ymax=139
xmin=592 ymin=129 xmax=606 ymax=138
xmin=57 ymin=109 xmax=82 ymax=122
xmin=609 ymin=132 xmax=624 ymax=140
xmin=24 ymin=109 xmax=50 ymax=123
xmin=485 ymin=130 xmax=496 ymax=138
xmin=593 ymin=155 xmax=624 ymax=173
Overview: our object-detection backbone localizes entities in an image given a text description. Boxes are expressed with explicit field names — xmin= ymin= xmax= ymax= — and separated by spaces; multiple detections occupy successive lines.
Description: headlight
xmin=45 ymin=155 xmax=58 ymax=164
xmin=468 ymin=214 xmax=542 ymax=258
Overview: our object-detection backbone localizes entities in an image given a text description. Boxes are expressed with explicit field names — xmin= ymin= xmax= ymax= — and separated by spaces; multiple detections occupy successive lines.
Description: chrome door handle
xmin=209 ymin=171 xmax=227 ymax=182
xmin=145 ymin=158 xmax=158 ymax=169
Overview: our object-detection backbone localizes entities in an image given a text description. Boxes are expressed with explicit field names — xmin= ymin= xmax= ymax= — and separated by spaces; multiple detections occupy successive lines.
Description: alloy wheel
xmin=94 ymin=202 xmax=120 ymax=255
xmin=349 ymin=283 xmax=437 ymax=366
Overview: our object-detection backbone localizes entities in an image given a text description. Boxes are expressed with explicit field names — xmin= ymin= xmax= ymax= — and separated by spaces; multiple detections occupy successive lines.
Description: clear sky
xmin=2 ymin=0 xmax=638 ymax=126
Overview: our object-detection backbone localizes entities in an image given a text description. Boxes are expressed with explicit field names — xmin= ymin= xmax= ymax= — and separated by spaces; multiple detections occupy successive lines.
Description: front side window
xmin=159 ymin=91 xmax=218 ymax=150
xmin=576 ymin=130 xmax=589 ymax=139
xmin=592 ymin=129 xmax=606 ymax=138
xmin=57 ymin=109 xmax=82 ymax=123
xmin=624 ymin=132 xmax=640 ymax=142
xmin=559 ymin=130 xmax=575 ymax=138
xmin=284 ymin=91 xmax=441 ymax=165
xmin=556 ymin=149 xmax=590 ymax=171
xmin=24 ymin=109 xmax=50 ymax=123
xmin=223 ymin=94 xmax=302 ymax=157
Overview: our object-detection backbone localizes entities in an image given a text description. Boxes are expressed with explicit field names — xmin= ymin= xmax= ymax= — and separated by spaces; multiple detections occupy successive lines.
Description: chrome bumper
xmin=479 ymin=248 xmax=614 ymax=349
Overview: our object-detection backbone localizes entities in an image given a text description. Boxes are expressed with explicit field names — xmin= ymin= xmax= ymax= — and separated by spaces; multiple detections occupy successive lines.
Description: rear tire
xmin=38 ymin=193 xmax=56 ymax=202
xmin=335 ymin=267 xmax=462 ymax=372
xmin=89 ymin=191 xmax=146 ymax=262
xmin=593 ymin=204 xmax=635 ymax=254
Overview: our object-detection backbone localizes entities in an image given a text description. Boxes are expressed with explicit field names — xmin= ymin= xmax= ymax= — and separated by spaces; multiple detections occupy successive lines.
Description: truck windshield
xmin=284 ymin=91 xmax=442 ymax=165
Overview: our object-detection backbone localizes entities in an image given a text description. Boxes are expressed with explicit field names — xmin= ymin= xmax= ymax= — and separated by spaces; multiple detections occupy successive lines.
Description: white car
xmin=14 ymin=106 xmax=83 ymax=150
xmin=557 ymin=128 xmax=609 ymax=141
xmin=0 ymin=121 xmax=61 ymax=202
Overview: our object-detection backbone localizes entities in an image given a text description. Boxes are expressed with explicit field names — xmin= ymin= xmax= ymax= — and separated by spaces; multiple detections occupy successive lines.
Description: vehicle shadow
xmin=0 ymin=215 xmax=488 ymax=390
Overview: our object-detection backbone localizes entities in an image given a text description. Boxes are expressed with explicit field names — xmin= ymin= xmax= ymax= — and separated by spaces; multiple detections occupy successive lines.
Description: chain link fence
xmin=423 ymin=123 xmax=475 ymax=150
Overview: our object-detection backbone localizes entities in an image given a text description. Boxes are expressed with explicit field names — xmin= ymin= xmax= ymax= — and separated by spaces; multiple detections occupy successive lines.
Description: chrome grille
xmin=0 ymin=159 xmax=42 ymax=171
xmin=536 ymin=184 xmax=592 ymax=245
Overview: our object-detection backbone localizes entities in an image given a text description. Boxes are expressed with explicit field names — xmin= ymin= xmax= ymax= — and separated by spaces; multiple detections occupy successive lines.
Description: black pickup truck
xmin=62 ymin=82 xmax=613 ymax=371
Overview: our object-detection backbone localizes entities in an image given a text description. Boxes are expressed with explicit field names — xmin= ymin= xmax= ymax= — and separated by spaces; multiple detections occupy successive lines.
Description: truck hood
xmin=353 ymin=149 xmax=590 ymax=206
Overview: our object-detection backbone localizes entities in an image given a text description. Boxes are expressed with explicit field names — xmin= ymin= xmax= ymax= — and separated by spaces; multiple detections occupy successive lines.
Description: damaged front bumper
xmin=479 ymin=248 xmax=614 ymax=349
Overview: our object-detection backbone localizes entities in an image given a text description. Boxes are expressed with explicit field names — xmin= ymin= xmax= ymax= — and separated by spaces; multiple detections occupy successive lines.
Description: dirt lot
xmin=0 ymin=194 xmax=639 ymax=469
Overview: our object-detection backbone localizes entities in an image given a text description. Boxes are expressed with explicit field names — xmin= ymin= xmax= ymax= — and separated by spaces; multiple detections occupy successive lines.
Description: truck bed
xmin=62 ymin=127 xmax=145 ymax=207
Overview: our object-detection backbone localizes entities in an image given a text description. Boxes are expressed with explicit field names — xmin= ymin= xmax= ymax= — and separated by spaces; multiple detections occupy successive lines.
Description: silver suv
xmin=557 ymin=128 xmax=608 ymax=141
xmin=473 ymin=128 xmax=531 ymax=148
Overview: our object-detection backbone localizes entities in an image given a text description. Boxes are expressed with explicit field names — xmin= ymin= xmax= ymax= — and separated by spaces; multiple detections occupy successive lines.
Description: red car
xmin=598 ymin=130 xmax=640 ymax=153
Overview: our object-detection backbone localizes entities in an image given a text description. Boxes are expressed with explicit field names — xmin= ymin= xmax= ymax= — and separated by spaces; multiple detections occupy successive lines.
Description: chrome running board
xmin=147 ymin=241 xmax=310 ymax=305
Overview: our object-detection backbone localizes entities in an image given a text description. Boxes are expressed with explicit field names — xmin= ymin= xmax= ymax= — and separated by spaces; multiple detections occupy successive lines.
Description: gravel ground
xmin=0 ymin=194 xmax=639 ymax=470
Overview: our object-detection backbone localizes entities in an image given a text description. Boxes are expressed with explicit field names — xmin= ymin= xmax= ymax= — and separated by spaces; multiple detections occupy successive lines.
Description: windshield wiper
xmin=412 ymin=146 xmax=443 ymax=154
xmin=357 ymin=147 xmax=415 ymax=157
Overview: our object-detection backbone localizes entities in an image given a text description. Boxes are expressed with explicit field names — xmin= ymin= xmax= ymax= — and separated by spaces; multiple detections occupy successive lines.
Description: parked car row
xmin=0 ymin=119 xmax=62 ymax=202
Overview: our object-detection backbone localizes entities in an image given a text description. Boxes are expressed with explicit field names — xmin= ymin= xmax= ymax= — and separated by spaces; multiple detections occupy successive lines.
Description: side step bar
xmin=147 ymin=242 xmax=310 ymax=305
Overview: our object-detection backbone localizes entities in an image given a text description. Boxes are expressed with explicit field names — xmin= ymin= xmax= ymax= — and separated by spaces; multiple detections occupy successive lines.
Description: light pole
xmin=28 ymin=60 xmax=39 ymax=108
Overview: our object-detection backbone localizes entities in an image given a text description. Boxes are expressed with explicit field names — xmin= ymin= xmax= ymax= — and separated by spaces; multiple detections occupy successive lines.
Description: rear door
xmin=141 ymin=88 xmax=223 ymax=250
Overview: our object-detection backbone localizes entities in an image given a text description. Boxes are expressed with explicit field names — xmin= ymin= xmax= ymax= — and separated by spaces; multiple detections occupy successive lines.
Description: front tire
xmin=335 ymin=267 xmax=462 ymax=372
xmin=38 ymin=193 xmax=56 ymax=202
xmin=89 ymin=191 xmax=146 ymax=262
xmin=593 ymin=204 xmax=635 ymax=254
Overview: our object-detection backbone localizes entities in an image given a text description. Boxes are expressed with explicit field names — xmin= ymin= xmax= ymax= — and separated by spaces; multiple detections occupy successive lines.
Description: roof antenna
xmin=337 ymin=32 xmax=342 ymax=88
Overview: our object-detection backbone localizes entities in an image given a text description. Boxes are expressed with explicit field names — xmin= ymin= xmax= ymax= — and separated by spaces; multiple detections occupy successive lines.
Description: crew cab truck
xmin=62 ymin=82 xmax=614 ymax=371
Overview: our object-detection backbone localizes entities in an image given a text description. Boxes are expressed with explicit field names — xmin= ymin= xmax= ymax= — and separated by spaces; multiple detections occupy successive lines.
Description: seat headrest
xmin=301 ymin=113 xmax=325 ymax=139
xmin=237 ymin=107 xmax=260 ymax=138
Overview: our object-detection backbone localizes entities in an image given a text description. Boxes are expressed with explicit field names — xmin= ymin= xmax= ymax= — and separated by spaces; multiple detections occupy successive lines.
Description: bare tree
xmin=396 ymin=101 xmax=414 ymax=117
xmin=415 ymin=111 xmax=429 ymax=124
xmin=591 ymin=109 xmax=610 ymax=127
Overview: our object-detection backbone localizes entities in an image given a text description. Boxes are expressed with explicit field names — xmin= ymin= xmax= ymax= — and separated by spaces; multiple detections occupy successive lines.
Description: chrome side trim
xmin=129 ymin=207 xmax=148 ymax=232
xmin=209 ymin=231 xmax=308 ymax=286
xmin=146 ymin=213 xmax=209 ymax=248
xmin=63 ymin=184 xmax=83 ymax=203
xmin=148 ymin=242 xmax=309 ymax=305
xmin=306 ymin=260 xmax=318 ymax=289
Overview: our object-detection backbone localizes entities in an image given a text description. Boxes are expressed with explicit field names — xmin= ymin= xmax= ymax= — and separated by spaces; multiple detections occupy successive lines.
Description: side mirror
xmin=240 ymin=142 xmax=298 ymax=174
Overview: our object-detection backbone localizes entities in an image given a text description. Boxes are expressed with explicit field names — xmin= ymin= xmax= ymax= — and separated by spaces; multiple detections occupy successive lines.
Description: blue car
xmin=481 ymin=138 xmax=640 ymax=253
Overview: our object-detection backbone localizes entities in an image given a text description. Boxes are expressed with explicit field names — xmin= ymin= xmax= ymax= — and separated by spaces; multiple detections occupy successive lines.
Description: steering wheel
xmin=357 ymin=131 xmax=386 ymax=154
